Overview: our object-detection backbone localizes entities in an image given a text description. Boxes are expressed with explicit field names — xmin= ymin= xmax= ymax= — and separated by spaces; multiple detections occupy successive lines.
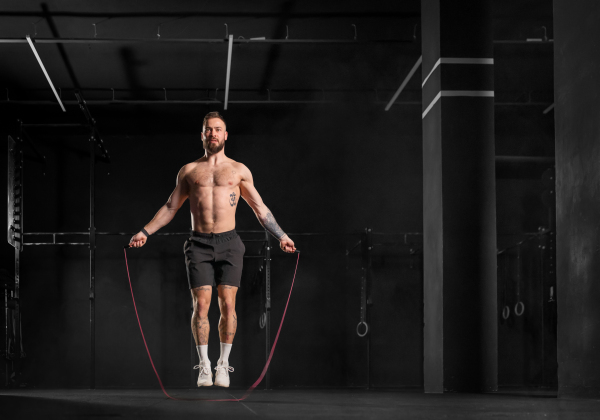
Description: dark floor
xmin=2 ymin=388 xmax=600 ymax=419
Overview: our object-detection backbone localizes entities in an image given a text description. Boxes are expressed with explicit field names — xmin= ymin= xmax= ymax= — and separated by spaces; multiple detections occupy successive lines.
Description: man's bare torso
xmin=183 ymin=157 xmax=244 ymax=233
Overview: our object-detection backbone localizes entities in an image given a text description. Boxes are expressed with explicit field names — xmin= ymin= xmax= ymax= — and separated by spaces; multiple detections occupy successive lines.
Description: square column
xmin=421 ymin=0 xmax=497 ymax=392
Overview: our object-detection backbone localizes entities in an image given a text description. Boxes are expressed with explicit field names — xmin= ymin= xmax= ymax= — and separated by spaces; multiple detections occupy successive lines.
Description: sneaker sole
xmin=197 ymin=382 xmax=213 ymax=387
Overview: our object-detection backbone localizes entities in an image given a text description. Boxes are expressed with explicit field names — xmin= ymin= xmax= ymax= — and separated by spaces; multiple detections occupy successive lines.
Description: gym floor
xmin=2 ymin=388 xmax=599 ymax=419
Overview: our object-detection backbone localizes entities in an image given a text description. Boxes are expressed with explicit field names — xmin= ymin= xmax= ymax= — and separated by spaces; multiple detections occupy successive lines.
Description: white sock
xmin=196 ymin=345 xmax=209 ymax=365
xmin=218 ymin=342 xmax=232 ymax=366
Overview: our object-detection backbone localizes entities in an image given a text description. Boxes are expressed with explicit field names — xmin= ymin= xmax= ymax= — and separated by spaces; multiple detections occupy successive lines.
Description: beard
xmin=204 ymin=139 xmax=224 ymax=154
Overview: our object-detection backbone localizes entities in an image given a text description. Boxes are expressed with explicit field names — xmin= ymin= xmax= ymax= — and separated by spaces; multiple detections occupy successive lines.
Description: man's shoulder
xmin=182 ymin=161 xmax=200 ymax=171
xmin=230 ymin=160 xmax=249 ymax=170
xmin=178 ymin=160 xmax=203 ymax=177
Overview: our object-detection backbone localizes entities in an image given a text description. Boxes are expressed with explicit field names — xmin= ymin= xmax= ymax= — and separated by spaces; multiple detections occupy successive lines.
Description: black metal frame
xmin=5 ymin=135 xmax=23 ymax=387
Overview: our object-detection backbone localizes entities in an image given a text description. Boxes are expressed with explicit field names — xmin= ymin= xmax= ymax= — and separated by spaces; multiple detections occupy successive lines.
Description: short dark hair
xmin=203 ymin=111 xmax=226 ymax=130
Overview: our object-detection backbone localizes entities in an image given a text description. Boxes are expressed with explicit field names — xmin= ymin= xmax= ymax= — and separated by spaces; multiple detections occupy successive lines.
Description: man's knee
xmin=220 ymin=298 xmax=236 ymax=316
xmin=193 ymin=297 xmax=211 ymax=316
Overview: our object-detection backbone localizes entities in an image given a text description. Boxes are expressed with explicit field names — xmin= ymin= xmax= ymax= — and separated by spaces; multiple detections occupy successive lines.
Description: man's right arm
xmin=129 ymin=166 xmax=190 ymax=248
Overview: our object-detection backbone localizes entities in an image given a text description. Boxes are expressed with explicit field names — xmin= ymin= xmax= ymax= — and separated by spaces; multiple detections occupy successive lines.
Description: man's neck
xmin=203 ymin=150 xmax=227 ymax=165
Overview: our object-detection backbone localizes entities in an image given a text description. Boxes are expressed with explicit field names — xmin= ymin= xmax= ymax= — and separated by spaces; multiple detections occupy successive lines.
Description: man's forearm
xmin=257 ymin=210 xmax=287 ymax=240
xmin=144 ymin=204 xmax=178 ymax=235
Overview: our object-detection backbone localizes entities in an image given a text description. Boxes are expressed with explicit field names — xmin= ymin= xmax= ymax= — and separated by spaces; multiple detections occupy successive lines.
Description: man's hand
xmin=280 ymin=236 xmax=296 ymax=253
xmin=129 ymin=232 xmax=148 ymax=248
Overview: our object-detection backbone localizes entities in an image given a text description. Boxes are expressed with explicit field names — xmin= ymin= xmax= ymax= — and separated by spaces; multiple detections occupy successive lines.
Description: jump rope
xmin=123 ymin=245 xmax=300 ymax=402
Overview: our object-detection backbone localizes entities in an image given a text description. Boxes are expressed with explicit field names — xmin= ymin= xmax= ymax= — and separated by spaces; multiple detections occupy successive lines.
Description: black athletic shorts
xmin=183 ymin=229 xmax=245 ymax=289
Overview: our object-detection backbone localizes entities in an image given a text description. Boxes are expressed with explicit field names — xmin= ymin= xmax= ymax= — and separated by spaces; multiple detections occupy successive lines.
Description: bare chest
xmin=188 ymin=166 xmax=239 ymax=188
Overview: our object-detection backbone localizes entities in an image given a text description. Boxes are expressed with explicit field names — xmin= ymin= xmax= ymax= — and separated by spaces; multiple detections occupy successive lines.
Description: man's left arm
xmin=239 ymin=166 xmax=296 ymax=253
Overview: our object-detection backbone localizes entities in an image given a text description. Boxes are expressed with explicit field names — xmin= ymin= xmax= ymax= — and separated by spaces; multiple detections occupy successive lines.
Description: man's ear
xmin=224 ymin=131 xmax=228 ymax=141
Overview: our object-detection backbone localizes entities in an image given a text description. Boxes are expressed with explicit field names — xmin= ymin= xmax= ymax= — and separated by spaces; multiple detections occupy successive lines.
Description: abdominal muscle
xmin=189 ymin=185 xmax=240 ymax=233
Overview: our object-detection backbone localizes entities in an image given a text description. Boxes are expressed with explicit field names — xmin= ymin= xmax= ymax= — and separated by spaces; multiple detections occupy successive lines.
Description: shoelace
xmin=193 ymin=365 xmax=211 ymax=375
xmin=214 ymin=365 xmax=234 ymax=374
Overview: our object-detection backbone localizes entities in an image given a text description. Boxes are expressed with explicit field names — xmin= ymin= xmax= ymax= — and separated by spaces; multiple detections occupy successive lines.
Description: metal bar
xmin=6 ymin=98 xmax=549 ymax=107
xmin=0 ymin=37 xmax=409 ymax=45
xmin=224 ymin=35 xmax=233 ymax=110
xmin=265 ymin=232 xmax=271 ymax=390
xmin=543 ymin=103 xmax=555 ymax=114
xmin=97 ymin=230 xmax=267 ymax=235
xmin=385 ymin=55 xmax=422 ymax=111
xmin=365 ymin=228 xmax=373 ymax=390
xmin=75 ymin=91 xmax=111 ymax=163
xmin=12 ymin=141 xmax=23 ymax=384
xmin=25 ymin=232 xmax=91 ymax=235
xmin=1 ymin=99 xmax=419 ymax=106
xmin=0 ymin=11 xmax=419 ymax=18
xmin=495 ymin=156 xmax=555 ymax=164
xmin=25 ymin=35 xmax=66 ymax=112
xmin=494 ymin=40 xmax=554 ymax=44
xmin=360 ymin=230 xmax=368 ymax=388
xmin=3 ymin=277 xmax=7 ymax=386
xmin=21 ymin=123 xmax=88 ymax=127
xmin=89 ymin=136 xmax=96 ymax=390
xmin=23 ymin=242 xmax=90 ymax=246
xmin=14 ymin=246 xmax=20 ymax=361
xmin=7 ymin=137 xmax=17 ymax=249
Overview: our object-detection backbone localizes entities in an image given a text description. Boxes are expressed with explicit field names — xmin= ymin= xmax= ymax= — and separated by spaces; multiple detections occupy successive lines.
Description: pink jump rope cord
xmin=124 ymin=248 xmax=300 ymax=401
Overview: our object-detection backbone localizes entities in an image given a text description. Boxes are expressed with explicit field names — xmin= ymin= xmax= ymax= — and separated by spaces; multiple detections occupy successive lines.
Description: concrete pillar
xmin=421 ymin=0 xmax=497 ymax=392
xmin=554 ymin=0 xmax=600 ymax=399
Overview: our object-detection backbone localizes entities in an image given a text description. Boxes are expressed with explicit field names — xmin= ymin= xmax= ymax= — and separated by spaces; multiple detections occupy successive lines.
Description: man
xmin=128 ymin=112 xmax=296 ymax=388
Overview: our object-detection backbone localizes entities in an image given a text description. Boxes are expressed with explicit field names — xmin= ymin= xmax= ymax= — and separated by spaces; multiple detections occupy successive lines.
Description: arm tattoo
xmin=260 ymin=212 xmax=286 ymax=240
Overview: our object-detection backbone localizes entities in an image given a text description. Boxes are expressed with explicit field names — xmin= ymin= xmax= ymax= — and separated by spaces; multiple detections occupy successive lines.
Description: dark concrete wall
xmin=554 ymin=0 xmax=600 ymax=398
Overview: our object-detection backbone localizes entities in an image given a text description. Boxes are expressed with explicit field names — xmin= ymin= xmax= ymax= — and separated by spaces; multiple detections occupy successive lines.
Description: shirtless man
xmin=128 ymin=112 xmax=296 ymax=388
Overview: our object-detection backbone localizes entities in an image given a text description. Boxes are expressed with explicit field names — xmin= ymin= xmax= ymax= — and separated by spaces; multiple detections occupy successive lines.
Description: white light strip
xmin=224 ymin=34 xmax=233 ymax=110
xmin=25 ymin=35 xmax=66 ymax=112
xmin=421 ymin=91 xmax=442 ymax=119
xmin=543 ymin=103 xmax=555 ymax=114
xmin=421 ymin=57 xmax=494 ymax=88
xmin=422 ymin=90 xmax=494 ymax=119
xmin=385 ymin=55 xmax=422 ymax=111
xmin=421 ymin=58 xmax=441 ymax=88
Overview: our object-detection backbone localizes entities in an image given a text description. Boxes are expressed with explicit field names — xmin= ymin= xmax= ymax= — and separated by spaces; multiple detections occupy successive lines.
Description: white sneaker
xmin=214 ymin=363 xmax=234 ymax=388
xmin=194 ymin=363 xmax=213 ymax=387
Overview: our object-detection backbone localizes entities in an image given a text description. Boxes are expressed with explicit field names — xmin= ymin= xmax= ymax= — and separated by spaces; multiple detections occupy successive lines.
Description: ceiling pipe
xmin=0 ymin=37 xmax=411 ymax=44
xmin=1 ymin=99 xmax=553 ymax=106
xmin=25 ymin=35 xmax=66 ymax=112
xmin=224 ymin=34 xmax=233 ymax=110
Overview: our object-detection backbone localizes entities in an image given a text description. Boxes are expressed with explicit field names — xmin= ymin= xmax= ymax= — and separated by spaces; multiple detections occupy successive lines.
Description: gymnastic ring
xmin=514 ymin=301 xmax=525 ymax=316
xmin=356 ymin=321 xmax=369 ymax=337
xmin=259 ymin=312 xmax=266 ymax=329
xmin=502 ymin=305 xmax=510 ymax=320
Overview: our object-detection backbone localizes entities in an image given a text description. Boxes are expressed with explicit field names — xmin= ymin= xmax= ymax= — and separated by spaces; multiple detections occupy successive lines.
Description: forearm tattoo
xmin=260 ymin=212 xmax=286 ymax=240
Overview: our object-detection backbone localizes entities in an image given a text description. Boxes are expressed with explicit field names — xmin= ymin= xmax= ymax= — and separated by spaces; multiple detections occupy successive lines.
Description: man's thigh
xmin=184 ymin=240 xmax=216 ymax=289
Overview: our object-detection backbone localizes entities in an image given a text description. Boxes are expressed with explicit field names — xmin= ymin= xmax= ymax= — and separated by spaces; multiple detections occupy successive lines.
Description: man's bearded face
xmin=202 ymin=118 xmax=227 ymax=154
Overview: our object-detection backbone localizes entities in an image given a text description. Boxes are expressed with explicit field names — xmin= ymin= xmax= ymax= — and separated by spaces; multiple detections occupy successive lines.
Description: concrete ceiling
xmin=0 ymin=1 xmax=552 ymax=103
